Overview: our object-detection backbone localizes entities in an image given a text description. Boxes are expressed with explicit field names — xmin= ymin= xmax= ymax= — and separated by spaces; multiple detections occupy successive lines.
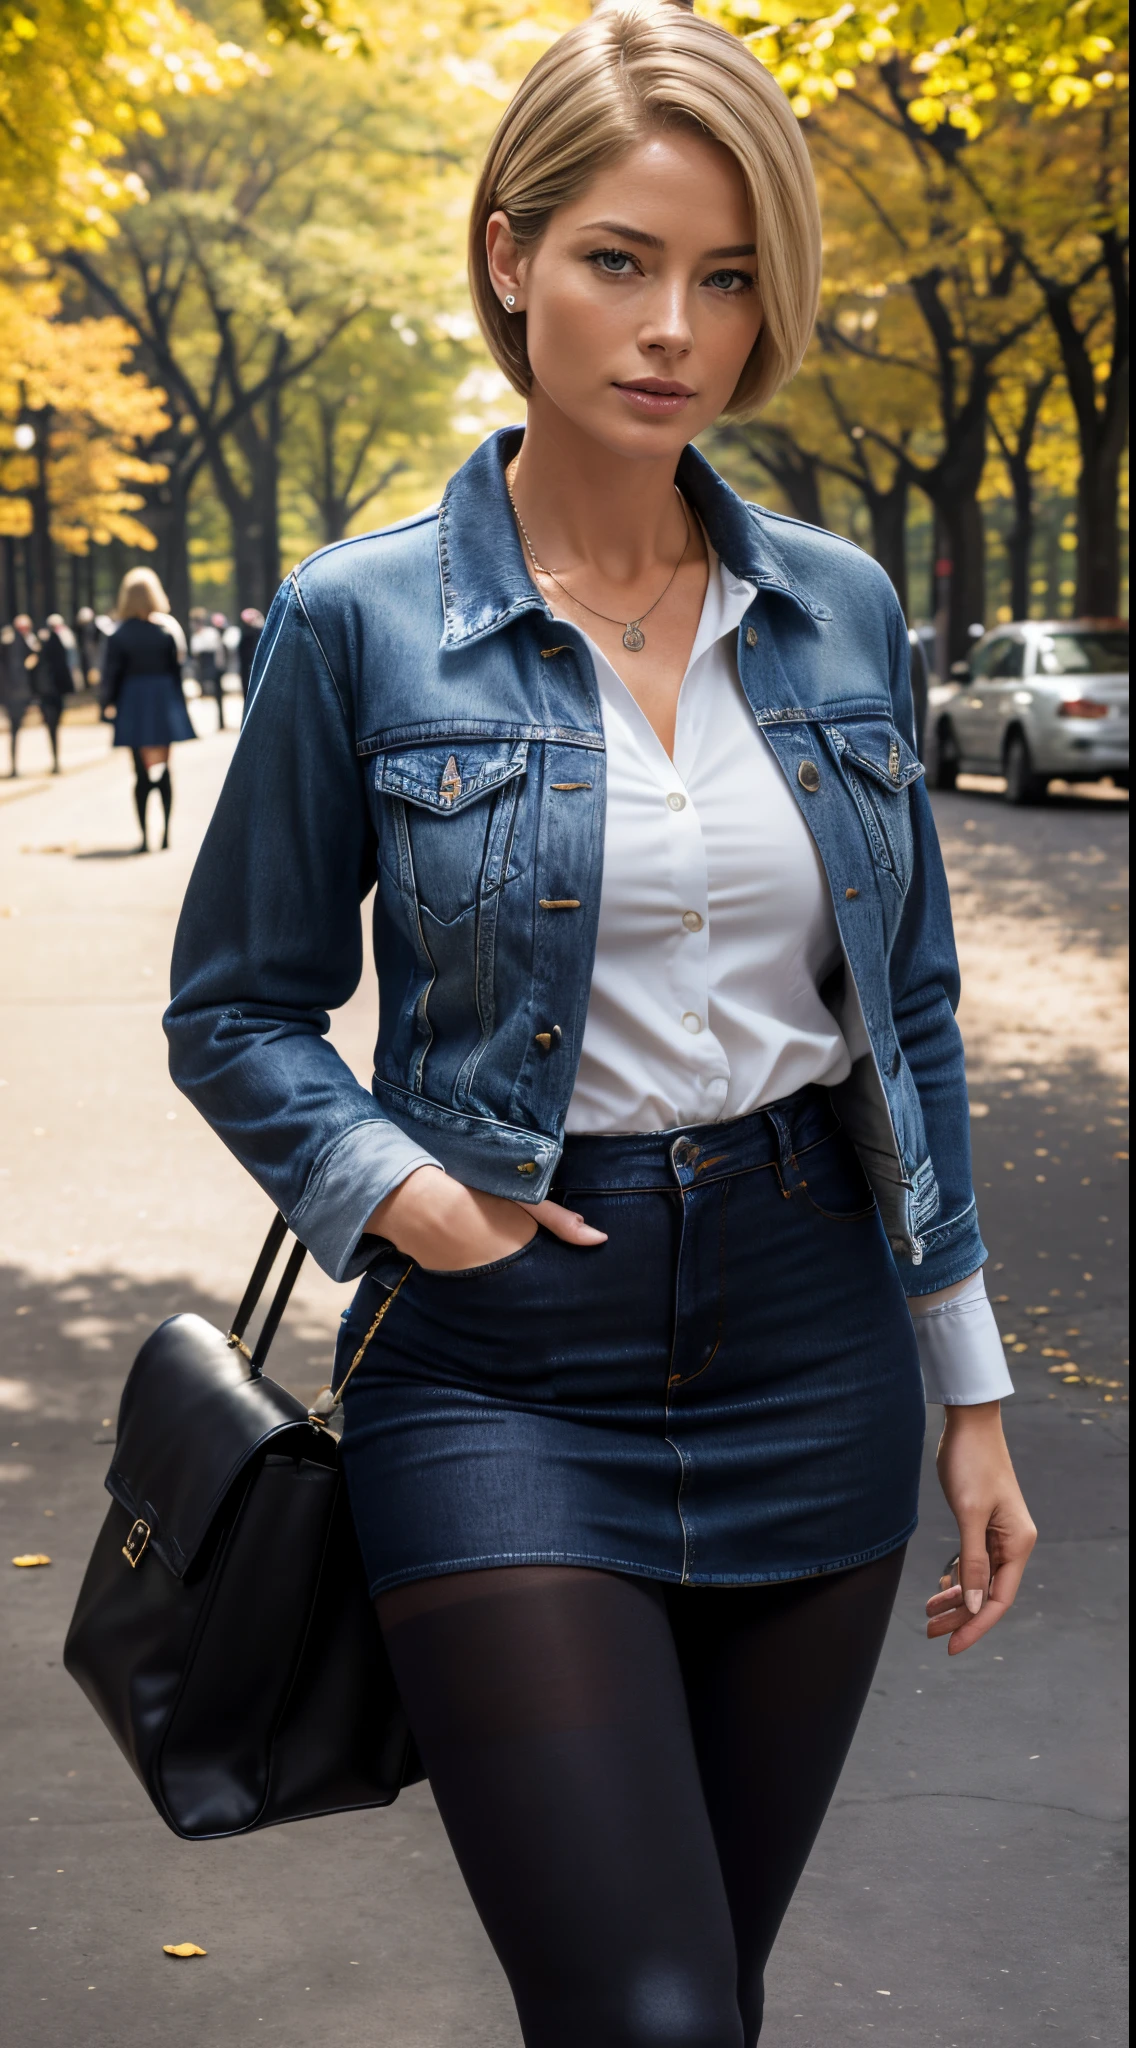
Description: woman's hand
xmin=364 ymin=1165 xmax=607 ymax=1273
xmin=927 ymin=1402 xmax=1036 ymax=1654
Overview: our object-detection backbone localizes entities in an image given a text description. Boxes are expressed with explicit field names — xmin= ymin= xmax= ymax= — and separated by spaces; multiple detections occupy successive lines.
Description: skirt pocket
xmin=793 ymin=1129 xmax=878 ymax=1221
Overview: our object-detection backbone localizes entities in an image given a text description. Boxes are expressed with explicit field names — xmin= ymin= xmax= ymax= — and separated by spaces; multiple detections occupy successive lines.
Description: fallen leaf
xmin=163 ymin=1943 xmax=207 ymax=1959
xmin=12 ymin=1554 xmax=51 ymax=1568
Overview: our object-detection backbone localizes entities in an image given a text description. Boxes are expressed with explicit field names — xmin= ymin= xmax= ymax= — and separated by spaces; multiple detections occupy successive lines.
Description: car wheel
xmin=1004 ymin=730 xmax=1048 ymax=805
xmin=933 ymin=719 xmax=960 ymax=791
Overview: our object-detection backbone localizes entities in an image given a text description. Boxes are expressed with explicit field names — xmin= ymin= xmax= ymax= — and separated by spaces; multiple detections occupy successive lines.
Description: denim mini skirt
xmin=335 ymin=1084 xmax=926 ymax=1598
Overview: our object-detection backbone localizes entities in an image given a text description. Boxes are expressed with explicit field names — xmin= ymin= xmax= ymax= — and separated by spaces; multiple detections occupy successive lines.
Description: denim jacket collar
xmin=437 ymin=427 xmax=832 ymax=651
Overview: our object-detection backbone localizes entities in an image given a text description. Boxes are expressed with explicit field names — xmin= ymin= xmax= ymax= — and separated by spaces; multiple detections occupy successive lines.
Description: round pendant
xmin=622 ymin=622 xmax=645 ymax=652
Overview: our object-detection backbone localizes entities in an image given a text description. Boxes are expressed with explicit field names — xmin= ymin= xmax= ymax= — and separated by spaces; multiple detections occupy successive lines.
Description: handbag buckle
xmin=122 ymin=1518 xmax=152 ymax=1569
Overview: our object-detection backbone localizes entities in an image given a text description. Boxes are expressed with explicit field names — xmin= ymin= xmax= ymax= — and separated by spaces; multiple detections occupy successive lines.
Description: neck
xmin=509 ymin=390 xmax=690 ymax=584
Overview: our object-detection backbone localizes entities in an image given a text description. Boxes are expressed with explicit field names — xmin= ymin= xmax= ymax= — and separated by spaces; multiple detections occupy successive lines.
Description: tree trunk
xmin=994 ymin=374 xmax=1051 ymax=623
xmin=3 ymin=536 xmax=18 ymax=621
xmin=26 ymin=404 xmax=57 ymax=622
xmin=143 ymin=458 xmax=194 ymax=628
xmin=1076 ymin=440 xmax=1125 ymax=617
xmin=210 ymin=424 xmax=282 ymax=615
xmin=866 ymin=476 xmax=909 ymax=616
xmin=940 ymin=493 xmax=986 ymax=664
xmin=1040 ymin=227 xmax=1129 ymax=618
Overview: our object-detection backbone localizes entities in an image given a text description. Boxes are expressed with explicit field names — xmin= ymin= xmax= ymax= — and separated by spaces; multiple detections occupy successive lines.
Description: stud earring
xmin=504 ymin=294 xmax=516 ymax=311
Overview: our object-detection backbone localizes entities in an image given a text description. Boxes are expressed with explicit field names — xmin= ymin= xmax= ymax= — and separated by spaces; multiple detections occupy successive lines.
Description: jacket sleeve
xmin=164 ymin=578 xmax=441 ymax=1280
xmin=885 ymin=603 xmax=988 ymax=1301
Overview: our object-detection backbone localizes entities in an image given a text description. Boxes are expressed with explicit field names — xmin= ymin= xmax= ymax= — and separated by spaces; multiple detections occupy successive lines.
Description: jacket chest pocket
xmin=821 ymin=720 xmax=923 ymax=888
xmin=373 ymin=739 xmax=529 ymax=927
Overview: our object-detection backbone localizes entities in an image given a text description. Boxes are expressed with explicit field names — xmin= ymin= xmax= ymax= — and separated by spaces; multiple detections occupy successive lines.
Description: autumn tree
xmin=713 ymin=0 xmax=1128 ymax=633
xmin=284 ymin=311 xmax=477 ymax=548
xmin=0 ymin=276 xmax=170 ymax=617
xmin=62 ymin=2 xmax=576 ymax=610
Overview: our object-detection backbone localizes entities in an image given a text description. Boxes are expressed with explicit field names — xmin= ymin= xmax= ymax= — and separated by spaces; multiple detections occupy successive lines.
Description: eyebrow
xmin=578 ymin=220 xmax=756 ymax=259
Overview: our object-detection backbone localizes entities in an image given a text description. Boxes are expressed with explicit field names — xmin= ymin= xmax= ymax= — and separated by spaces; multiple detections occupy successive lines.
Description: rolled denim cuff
xmin=289 ymin=1117 xmax=444 ymax=1281
xmin=908 ymin=1269 xmax=1015 ymax=1406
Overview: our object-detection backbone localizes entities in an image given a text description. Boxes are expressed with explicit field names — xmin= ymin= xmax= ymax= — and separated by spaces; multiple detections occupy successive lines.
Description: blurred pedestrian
xmin=75 ymin=606 xmax=106 ymax=688
xmin=102 ymin=568 xmax=195 ymax=852
xmin=238 ymin=607 xmax=264 ymax=698
xmin=35 ymin=613 xmax=78 ymax=774
xmin=189 ymin=608 xmax=223 ymax=729
xmin=1 ymin=616 xmax=36 ymax=777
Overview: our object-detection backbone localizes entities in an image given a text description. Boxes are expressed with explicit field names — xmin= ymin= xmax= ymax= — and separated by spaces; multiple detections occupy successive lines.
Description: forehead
xmin=559 ymin=130 xmax=753 ymax=236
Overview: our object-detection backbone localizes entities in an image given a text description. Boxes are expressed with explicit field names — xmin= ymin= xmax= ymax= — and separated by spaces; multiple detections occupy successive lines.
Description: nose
xmin=638 ymin=270 xmax=694 ymax=360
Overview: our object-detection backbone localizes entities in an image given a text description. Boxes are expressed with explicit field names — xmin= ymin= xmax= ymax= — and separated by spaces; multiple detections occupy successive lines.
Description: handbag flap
xmin=106 ymin=1313 xmax=318 ymax=1579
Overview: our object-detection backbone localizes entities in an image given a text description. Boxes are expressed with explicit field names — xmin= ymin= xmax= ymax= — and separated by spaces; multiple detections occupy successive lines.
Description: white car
xmin=931 ymin=620 xmax=1128 ymax=803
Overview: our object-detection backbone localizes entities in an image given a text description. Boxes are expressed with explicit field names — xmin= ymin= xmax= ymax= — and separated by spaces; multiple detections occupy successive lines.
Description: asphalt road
xmin=0 ymin=722 xmax=1127 ymax=2048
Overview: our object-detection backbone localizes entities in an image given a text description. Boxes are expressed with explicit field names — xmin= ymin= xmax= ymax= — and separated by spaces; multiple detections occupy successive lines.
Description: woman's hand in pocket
xmin=364 ymin=1166 xmax=607 ymax=1273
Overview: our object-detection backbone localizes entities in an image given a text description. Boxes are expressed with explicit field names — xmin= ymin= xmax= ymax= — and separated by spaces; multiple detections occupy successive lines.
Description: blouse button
xmin=666 ymin=792 xmax=686 ymax=812
xmin=681 ymin=1012 xmax=703 ymax=1035
xmin=681 ymin=911 xmax=703 ymax=932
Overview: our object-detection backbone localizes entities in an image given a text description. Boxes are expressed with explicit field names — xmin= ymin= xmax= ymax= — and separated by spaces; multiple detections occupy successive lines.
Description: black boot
xmin=132 ymin=750 xmax=151 ymax=852
xmin=157 ymin=766 xmax=172 ymax=849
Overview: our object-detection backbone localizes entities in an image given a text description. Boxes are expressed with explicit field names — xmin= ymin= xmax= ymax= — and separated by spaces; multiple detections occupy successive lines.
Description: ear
xmin=486 ymin=211 xmax=526 ymax=312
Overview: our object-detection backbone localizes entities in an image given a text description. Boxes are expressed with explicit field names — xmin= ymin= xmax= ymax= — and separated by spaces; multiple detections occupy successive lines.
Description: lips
xmin=613 ymin=379 xmax=696 ymax=416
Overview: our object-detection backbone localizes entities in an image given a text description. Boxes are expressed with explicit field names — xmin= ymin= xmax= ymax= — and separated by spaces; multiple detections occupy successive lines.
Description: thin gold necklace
xmin=506 ymin=474 xmax=691 ymax=653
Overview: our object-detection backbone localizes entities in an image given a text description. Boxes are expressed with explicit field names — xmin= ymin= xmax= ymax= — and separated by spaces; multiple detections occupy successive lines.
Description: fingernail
xmin=964 ymin=1589 xmax=983 ymax=1615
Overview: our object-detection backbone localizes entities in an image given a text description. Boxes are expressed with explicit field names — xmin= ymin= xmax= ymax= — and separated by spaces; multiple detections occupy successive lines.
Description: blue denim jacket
xmin=165 ymin=428 xmax=985 ymax=1294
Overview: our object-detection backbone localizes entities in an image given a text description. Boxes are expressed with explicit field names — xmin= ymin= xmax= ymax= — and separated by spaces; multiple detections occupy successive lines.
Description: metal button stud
xmin=745 ymin=626 xmax=758 ymax=648
xmin=797 ymin=760 xmax=821 ymax=793
xmin=681 ymin=911 xmax=703 ymax=932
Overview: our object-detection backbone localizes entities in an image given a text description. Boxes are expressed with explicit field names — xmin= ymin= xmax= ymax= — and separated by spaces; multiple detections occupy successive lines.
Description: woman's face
xmin=487 ymin=127 xmax=763 ymax=461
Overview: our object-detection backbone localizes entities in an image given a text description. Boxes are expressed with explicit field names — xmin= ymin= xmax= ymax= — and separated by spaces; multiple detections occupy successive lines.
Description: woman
xmin=166 ymin=7 xmax=1035 ymax=2041
xmin=34 ymin=612 xmax=78 ymax=774
xmin=1 ymin=615 xmax=36 ymax=777
xmin=102 ymin=568 xmax=194 ymax=851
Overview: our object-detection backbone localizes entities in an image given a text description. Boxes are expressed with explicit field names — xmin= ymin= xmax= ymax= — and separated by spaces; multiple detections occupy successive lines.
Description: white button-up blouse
xmin=564 ymin=547 xmax=865 ymax=1134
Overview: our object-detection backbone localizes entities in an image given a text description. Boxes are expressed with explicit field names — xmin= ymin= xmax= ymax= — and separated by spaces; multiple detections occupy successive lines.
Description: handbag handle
xmin=227 ymin=1213 xmax=308 ymax=1376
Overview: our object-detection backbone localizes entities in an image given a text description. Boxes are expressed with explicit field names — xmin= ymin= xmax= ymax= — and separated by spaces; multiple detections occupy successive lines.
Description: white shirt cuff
xmin=908 ymin=1269 xmax=1015 ymax=1406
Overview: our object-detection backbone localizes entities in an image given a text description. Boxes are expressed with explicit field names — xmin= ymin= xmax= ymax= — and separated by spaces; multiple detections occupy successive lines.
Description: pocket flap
xmin=822 ymin=721 xmax=924 ymax=792
xmin=105 ymin=1314 xmax=324 ymax=1578
xmin=374 ymin=739 xmax=529 ymax=814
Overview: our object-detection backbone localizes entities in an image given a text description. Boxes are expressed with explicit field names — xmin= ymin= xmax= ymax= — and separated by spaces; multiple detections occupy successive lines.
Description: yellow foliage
xmin=0 ymin=275 xmax=170 ymax=551
xmin=708 ymin=0 xmax=1128 ymax=140
xmin=0 ymin=0 xmax=266 ymax=255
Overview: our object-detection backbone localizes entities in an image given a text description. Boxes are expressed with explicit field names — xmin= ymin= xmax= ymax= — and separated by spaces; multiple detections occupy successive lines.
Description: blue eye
xmin=588 ymin=248 xmax=637 ymax=276
xmin=706 ymin=269 xmax=752 ymax=293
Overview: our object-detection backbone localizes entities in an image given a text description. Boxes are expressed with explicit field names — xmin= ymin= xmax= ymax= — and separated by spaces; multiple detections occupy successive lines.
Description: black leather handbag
xmin=64 ymin=1214 xmax=424 ymax=1840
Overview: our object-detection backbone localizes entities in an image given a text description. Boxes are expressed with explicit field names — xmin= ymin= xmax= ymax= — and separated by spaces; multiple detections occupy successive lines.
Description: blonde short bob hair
xmin=117 ymin=567 xmax=170 ymax=620
xmin=469 ymin=0 xmax=821 ymax=420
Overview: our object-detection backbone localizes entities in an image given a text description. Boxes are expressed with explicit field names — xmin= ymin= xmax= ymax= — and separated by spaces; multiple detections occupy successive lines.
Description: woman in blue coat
xmin=102 ymin=568 xmax=194 ymax=850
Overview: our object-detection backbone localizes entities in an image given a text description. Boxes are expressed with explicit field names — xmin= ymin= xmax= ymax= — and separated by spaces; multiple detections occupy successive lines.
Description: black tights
xmin=131 ymin=749 xmax=172 ymax=849
xmin=378 ymin=1549 xmax=904 ymax=2047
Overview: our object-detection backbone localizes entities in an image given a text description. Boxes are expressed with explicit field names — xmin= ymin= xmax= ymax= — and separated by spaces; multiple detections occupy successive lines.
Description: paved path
xmin=0 ymin=732 xmax=1127 ymax=2047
